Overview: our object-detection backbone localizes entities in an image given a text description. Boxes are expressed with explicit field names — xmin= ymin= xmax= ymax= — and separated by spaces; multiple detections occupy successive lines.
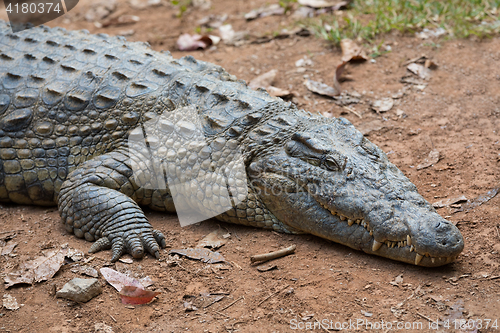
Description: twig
xmin=495 ymin=225 xmax=500 ymax=241
xmin=417 ymin=312 xmax=432 ymax=322
xmin=214 ymin=310 xmax=230 ymax=318
xmin=258 ymin=284 xmax=290 ymax=306
xmin=488 ymin=275 xmax=500 ymax=280
xmin=343 ymin=106 xmax=362 ymax=119
xmin=109 ymin=314 xmax=117 ymax=323
xmin=219 ymin=296 xmax=244 ymax=312
xmin=250 ymin=245 xmax=296 ymax=263
xmin=0 ymin=229 xmax=24 ymax=235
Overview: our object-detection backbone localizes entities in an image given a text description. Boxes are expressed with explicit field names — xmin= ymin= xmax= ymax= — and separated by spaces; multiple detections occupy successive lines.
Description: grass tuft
xmin=305 ymin=0 xmax=500 ymax=47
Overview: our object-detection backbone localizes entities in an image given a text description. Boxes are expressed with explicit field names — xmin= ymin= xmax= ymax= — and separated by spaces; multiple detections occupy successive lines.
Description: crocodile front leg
xmin=58 ymin=149 xmax=167 ymax=262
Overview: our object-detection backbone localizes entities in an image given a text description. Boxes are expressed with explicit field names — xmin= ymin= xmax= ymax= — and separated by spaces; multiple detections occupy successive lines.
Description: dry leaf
xmin=371 ymin=98 xmax=394 ymax=113
xmin=417 ymin=149 xmax=440 ymax=170
xmin=304 ymin=79 xmax=338 ymax=97
xmin=176 ymin=34 xmax=214 ymax=51
xmin=249 ymin=70 xmax=278 ymax=89
xmin=169 ymin=248 xmax=225 ymax=263
xmin=101 ymin=14 xmax=140 ymax=27
xmin=256 ymin=264 xmax=278 ymax=272
xmin=245 ymin=4 xmax=284 ymax=20
xmin=407 ymin=63 xmax=431 ymax=80
xmin=433 ymin=195 xmax=468 ymax=208
xmin=340 ymin=38 xmax=368 ymax=62
xmin=1 ymin=242 xmax=17 ymax=256
xmin=196 ymin=230 xmax=228 ymax=249
xmin=119 ymin=286 xmax=160 ymax=305
xmin=100 ymin=267 xmax=144 ymax=292
xmin=298 ymin=0 xmax=349 ymax=9
xmin=454 ymin=186 xmax=500 ymax=213
xmin=249 ymin=70 xmax=293 ymax=98
xmin=4 ymin=249 xmax=66 ymax=288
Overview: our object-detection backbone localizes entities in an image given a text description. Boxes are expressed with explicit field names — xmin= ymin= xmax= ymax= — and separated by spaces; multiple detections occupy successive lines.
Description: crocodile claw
xmin=89 ymin=229 xmax=166 ymax=262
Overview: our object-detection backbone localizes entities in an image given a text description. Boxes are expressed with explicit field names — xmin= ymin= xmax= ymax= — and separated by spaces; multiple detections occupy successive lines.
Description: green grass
xmin=306 ymin=0 xmax=500 ymax=47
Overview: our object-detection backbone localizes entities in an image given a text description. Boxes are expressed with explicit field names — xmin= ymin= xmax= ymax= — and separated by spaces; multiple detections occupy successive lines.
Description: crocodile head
xmin=248 ymin=115 xmax=464 ymax=267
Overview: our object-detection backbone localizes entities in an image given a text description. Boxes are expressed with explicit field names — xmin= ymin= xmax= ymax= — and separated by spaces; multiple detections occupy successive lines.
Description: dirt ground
xmin=1 ymin=0 xmax=500 ymax=332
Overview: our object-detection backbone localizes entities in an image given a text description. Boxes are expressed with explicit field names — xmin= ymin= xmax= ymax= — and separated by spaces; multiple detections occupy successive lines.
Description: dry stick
xmin=0 ymin=229 xmax=24 ymax=235
xmin=495 ymin=225 xmax=500 ymax=241
xmin=219 ymin=296 xmax=244 ymax=312
xmin=417 ymin=312 xmax=433 ymax=322
xmin=258 ymin=284 xmax=290 ymax=306
xmin=343 ymin=106 xmax=362 ymax=119
xmin=250 ymin=245 xmax=296 ymax=263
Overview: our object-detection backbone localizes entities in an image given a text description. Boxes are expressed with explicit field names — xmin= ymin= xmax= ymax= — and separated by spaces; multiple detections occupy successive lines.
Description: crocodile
xmin=0 ymin=21 xmax=464 ymax=267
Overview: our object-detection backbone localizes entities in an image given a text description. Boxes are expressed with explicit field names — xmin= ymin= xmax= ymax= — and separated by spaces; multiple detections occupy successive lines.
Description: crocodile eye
xmin=323 ymin=157 xmax=339 ymax=171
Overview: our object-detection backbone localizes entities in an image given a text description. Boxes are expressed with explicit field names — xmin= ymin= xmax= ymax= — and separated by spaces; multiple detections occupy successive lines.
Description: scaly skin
xmin=0 ymin=21 xmax=464 ymax=266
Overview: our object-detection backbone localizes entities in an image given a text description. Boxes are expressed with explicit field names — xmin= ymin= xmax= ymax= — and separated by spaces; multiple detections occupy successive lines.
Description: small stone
xmin=94 ymin=322 xmax=114 ymax=333
xmin=56 ymin=278 xmax=102 ymax=303
xmin=3 ymin=294 xmax=20 ymax=310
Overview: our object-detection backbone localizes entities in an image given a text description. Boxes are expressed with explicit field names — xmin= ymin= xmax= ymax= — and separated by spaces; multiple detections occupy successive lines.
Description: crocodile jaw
xmin=250 ymin=172 xmax=464 ymax=267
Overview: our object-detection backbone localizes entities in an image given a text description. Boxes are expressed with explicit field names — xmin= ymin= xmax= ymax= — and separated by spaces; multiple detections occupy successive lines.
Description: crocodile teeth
xmin=407 ymin=235 xmax=412 ymax=246
xmin=372 ymin=240 xmax=383 ymax=251
xmin=369 ymin=230 xmax=373 ymax=236
xmin=347 ymin=219 xmax=354 ymax=226
xmin=415 ymin=253 xmax=423 ymax=265
xmin=339 ymin=216 xmax=346 ymax=221
xmin=356 ymin=219 xmax=361 ymax=225
xmin=431 ymin=257 xmax=435 ymax=264
xmin=410 ymin=245 xmax=415 ymax=252
xmin=330 ymin=210 xmax=336 ymax=215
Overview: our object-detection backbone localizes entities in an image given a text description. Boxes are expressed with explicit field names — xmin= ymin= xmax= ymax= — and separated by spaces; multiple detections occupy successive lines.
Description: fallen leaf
xmin=129 ymin=0 xmax=161 ymax=10
xmin=1 ymin=242 xmax=17 ymax=256
xmin=139 ymin=276 xmax=154 ymax=288
xmin=401 ymin=75 xmax=427 ymax=86
xmin=256 ymin=264 xmax=278 ymax=272
xmin=361 ymin=310 xmax=373 ymax=317
xmin=100 ymin=267 xmax=144 ymax=292
xmin=169 ymin=248 xmax=225 ymax=263
xmin=298 ymin=0 xmax=349 ymax=9
xmin=304 ymin=79 xmax=338 ymax=97
xmin=196 ymin=230 xmax=228 ymax=249
xmin=357 ymin=120 xmax=387 ymax=136
xmin=417 ymin=149 xmax=440 ymax=170
xmin=176 ymin=34 xmax=214 ymax=51
xmin=183 ymin=300 xmax=198 ymax=311
xmin=119 ymin=258 xmax=134 ymax=264
xmin=266 ymin=86 xmax=294 ymax=98
xmin=101 ymin=14 xmax=140 ymax=27
xmin=119 ymin=286 xmax=160 ymax=305
xmin=198 ymin=14 xmax=228 ymax=28
xmin=424 ymin=59 xmax=438 ymax=69
xmin=218 ymin=25 xmax=247 ymax=45
xmin=454 ymin=186 xmax=500 ymax=213
xmin=416 ymin=27 xmax=447 ymax=39
xmin=249 ymin=70 xmax=294 ymax=98
xmin=249 ymin=70 xmax=278 ymax=89
xmin=433 ymin=195 xmax=468 ymax=208
xmin=390 ymin=274 xmax=404 ymax=286
xmin=295 ymin=57 xmax=313 ymax=67
xmin=371 ymin=98 xmax=394 ymax=113
xmin=84 ymin=0 xmax=117 ymax=22
xmin=407 ymin=63 xmax=431 ymax=80
xmin=4 ymin=249 xmax=66 ymax=288
xmin=245 ymin=4 xmax=284 ymax=20
xmin=340 ymin=38 xmax=368 ymax=62
xmin=71 ymin=264 xmax=99 ymax=278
